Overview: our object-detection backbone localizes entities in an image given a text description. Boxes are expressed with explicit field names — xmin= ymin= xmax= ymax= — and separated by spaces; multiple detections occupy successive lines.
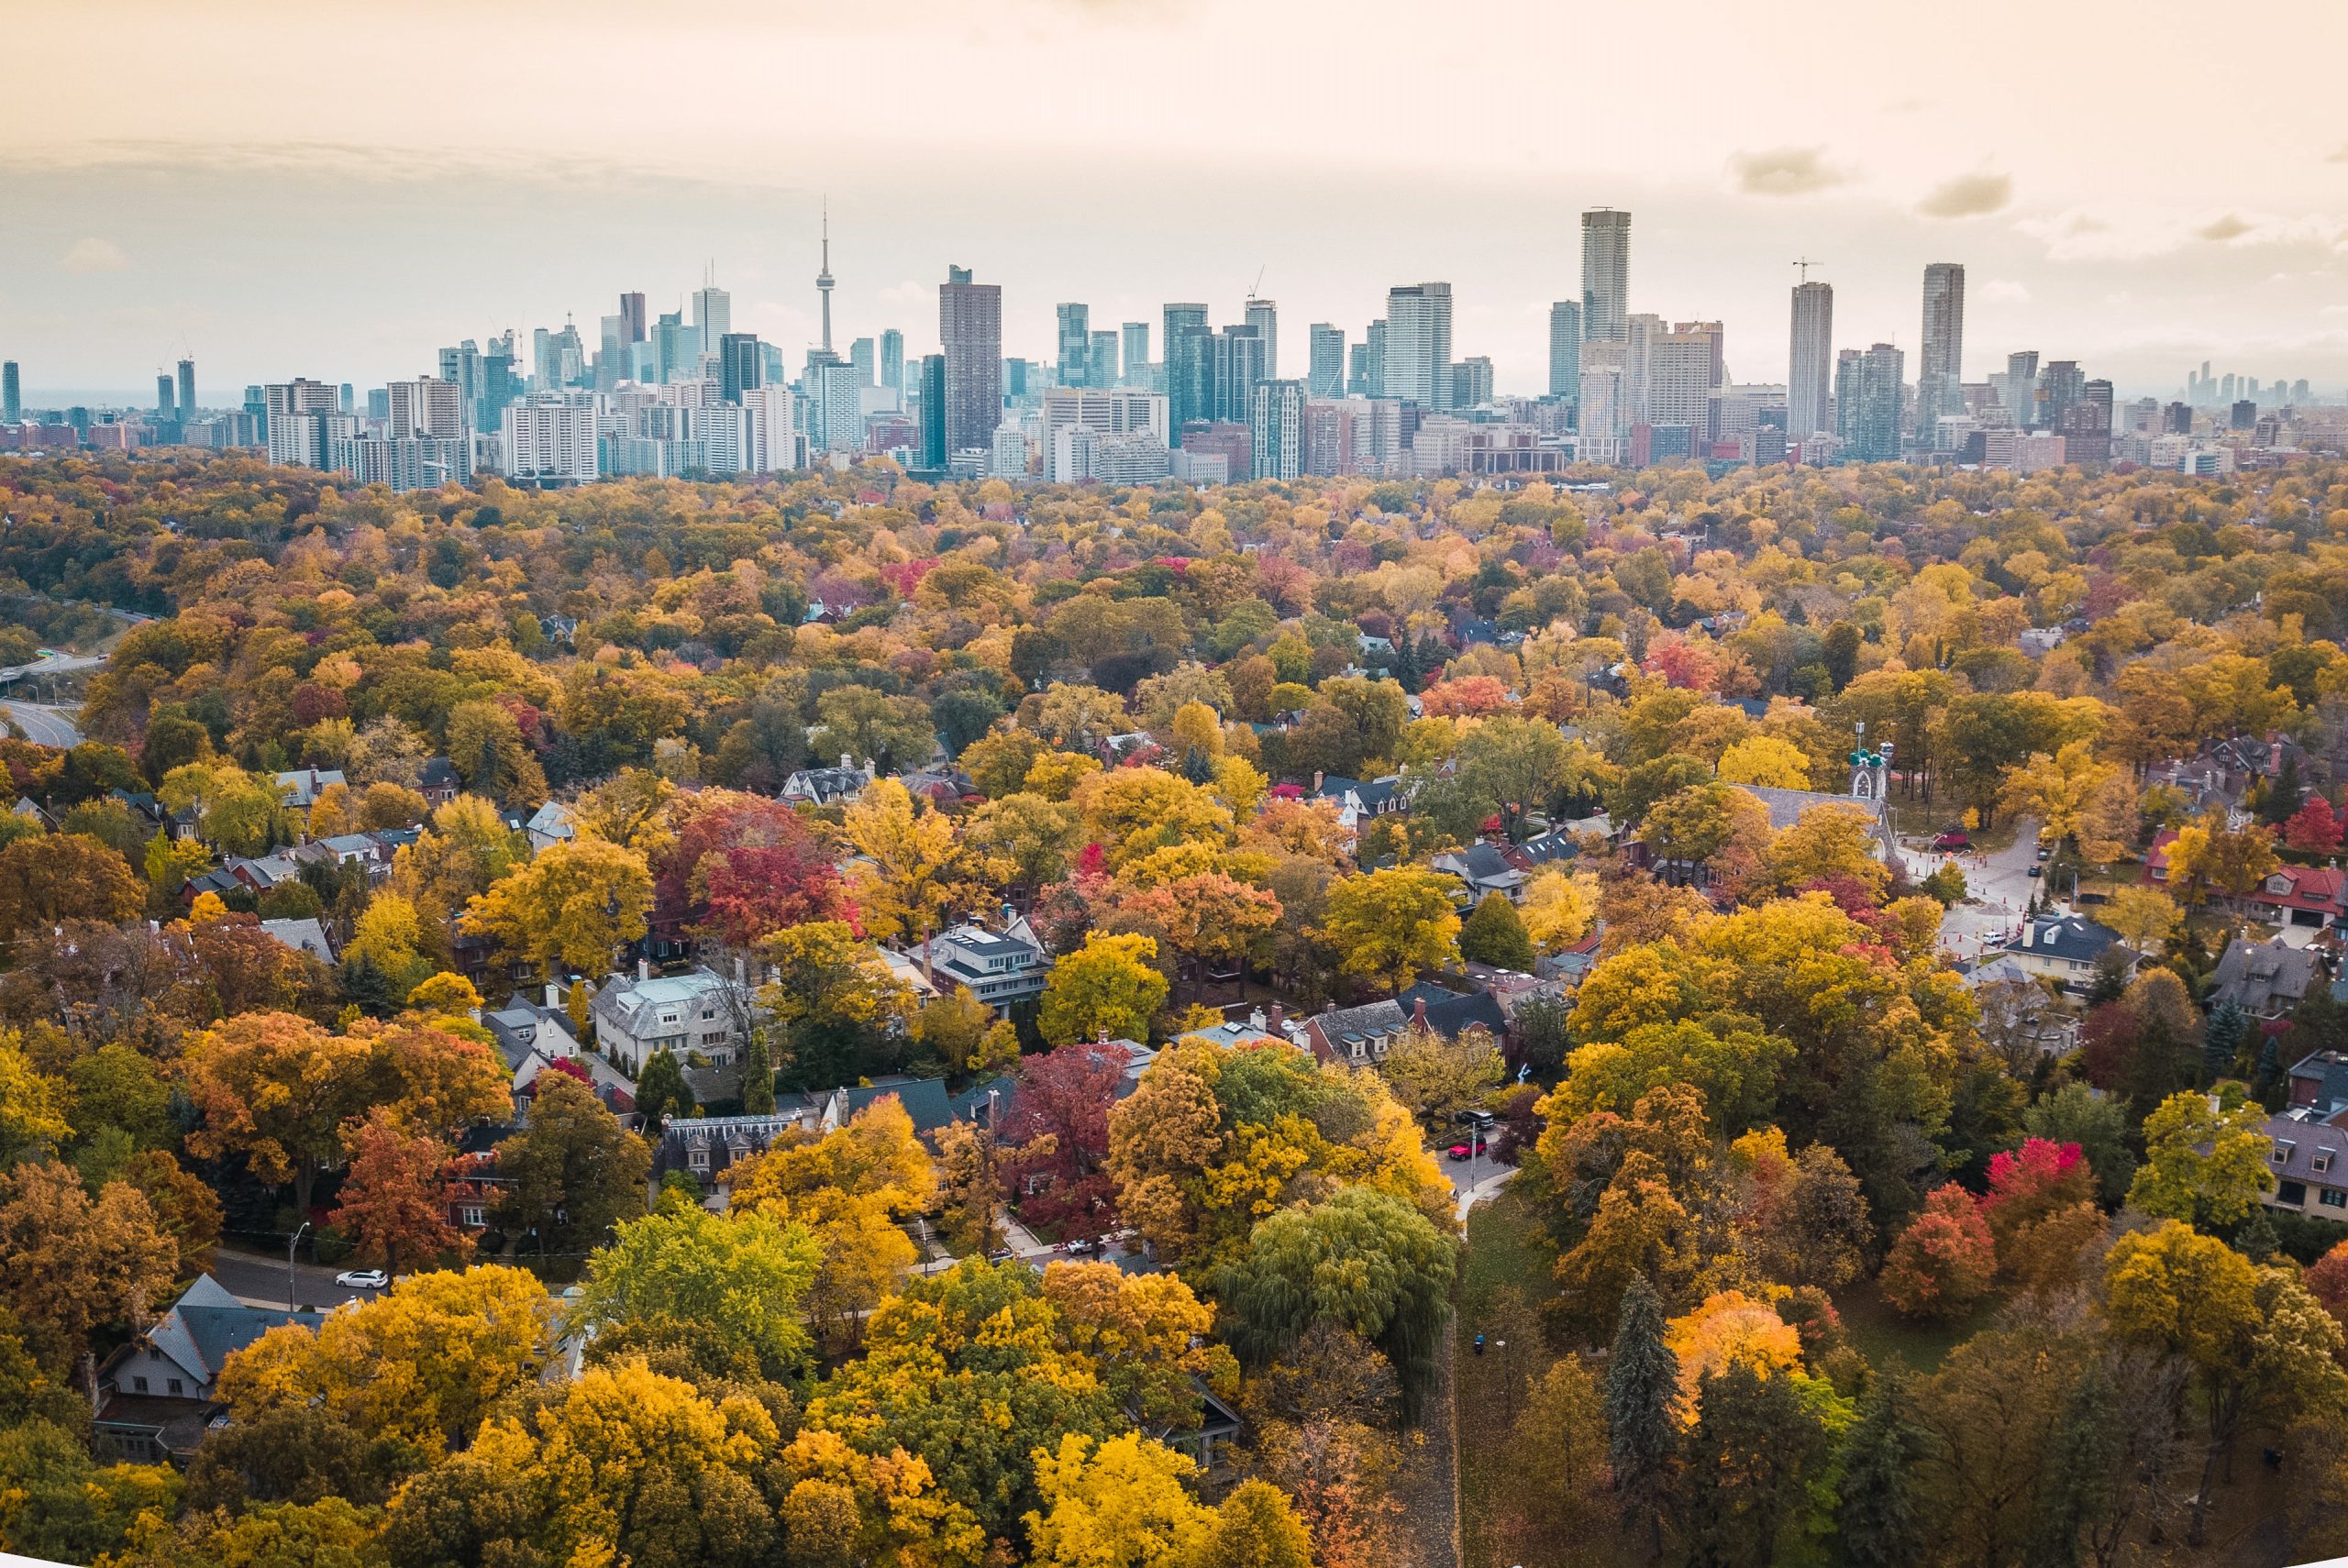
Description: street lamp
xmin=286 ymin=1220 xmax=312 ymax=1313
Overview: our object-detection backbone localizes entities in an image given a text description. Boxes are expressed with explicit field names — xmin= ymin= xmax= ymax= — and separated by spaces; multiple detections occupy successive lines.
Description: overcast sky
xmin=6 ymin=0 xmax=2348 ymax=403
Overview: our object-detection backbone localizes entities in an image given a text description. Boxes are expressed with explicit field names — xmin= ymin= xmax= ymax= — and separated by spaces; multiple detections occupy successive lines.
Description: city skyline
xmin=7 ymin=0 xmax=2348 ymax=398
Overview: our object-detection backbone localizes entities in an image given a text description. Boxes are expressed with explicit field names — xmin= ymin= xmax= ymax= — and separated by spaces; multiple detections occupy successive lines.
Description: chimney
xmin=1312 ymin=770 xmax=1325 ymax=791
xmin=1412 ymin=996 xmax=1428 ymax=1027
xmin=734 ymin=955 xmax=746 ymax=984
xmin=839 ymin=753 xmax=852 ymax=771
xmin=545 ymin=980 xmax=560 ymax=1010
xmin=637 ymin=957 xmax=650 ymax=981
xmin=1268 ymin=1001 xmax=1284 ymax=1033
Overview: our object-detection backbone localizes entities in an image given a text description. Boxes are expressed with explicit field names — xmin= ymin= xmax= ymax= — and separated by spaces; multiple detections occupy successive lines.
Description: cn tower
xmin=815 ymin=202 xmax=835 ymax=354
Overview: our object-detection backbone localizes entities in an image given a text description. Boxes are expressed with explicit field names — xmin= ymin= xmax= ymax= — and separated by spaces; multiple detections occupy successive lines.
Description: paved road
xmin=209 ymin=1242 xmax=392 ymax=1311
xmin=1902 ymin=818 xmax=2043 ymax=964
xmin=0 ymin=700 xmax=82 ymax=747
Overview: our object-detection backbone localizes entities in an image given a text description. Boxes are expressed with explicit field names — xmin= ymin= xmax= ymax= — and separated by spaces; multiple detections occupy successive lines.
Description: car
xmin=984 ymin=1248 xmax=1014 ymax=1264
xmin=2026 ymin=865 xmax=2043 ymax=878
xmin=334 ymin=1268 xmax=388 ymax=1289
xmin=1061 ymin=1237 xmax=1101 ymax=1256
xmin=2036 ymin=845 xmax=2052 ymax=861
xmin=1931 ymin=830 xmax=1971 ymax=851
xmin=1446 ymin=1143 xmax=1474 ymax=1161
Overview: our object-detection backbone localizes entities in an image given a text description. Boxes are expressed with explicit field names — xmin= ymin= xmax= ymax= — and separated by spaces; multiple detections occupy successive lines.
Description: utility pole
xmin=287 ymin=1220 xmax=312 ymax=1312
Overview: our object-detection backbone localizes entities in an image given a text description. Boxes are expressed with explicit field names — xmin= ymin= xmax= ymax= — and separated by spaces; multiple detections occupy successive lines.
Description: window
xmin=2325 ymin=1188 xmax=2348 ymax=1209
xmin=2279 ymin=1181 xmax=2309 ymax=1206
xmin=460 ymin=1206 xmax=486 ymax=1226
xmin=2318 ymin=1150 xmax=2335 ymax=1176
xmin=132 ymin=1375 xmax=149 ymax=1393
xmin=690 ymin=1150 xmax=709 ymax=1169
xmin=2274 ymin=1140 xmax=2296 ymax=1165
xmin=167 ymin=1378 xmax=183 ymax=1397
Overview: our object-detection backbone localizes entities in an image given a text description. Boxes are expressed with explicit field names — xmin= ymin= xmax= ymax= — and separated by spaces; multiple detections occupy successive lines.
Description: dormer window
xmin=2316 ymin=1149 xmax=2334 ymax=1176
xmin=2275 ymin=1140 xmax=2296 ymax=1165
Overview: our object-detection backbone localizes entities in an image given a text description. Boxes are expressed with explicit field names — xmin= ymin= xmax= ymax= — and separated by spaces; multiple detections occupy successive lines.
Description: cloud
xmin=1980 ymin=279 xmax=2030 ymax=304
xmin=1727 ymin=146 xmax=1848 ymax=197
xmin=57 ymin=236 xmax=129 ymax=273
xmin=1916 ymin=172 xmax=2011 ymax=219
xmin=2198 ymin=214 xmax=2254 ymax=242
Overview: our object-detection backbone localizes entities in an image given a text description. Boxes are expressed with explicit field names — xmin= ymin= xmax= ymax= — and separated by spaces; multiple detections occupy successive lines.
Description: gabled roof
xmin=258 ymin=917 xmax=334 ymax=962
xmin=126 ymin=1275 xmax=321 ymax=1388
xmin=1730 ymin=785 xmax=1887 ymax=834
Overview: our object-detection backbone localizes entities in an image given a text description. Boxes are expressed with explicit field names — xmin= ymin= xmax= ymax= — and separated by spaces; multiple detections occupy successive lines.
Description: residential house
xmin=590 ymin=966 xmax=750 ymax=1076
xmin=305 ymin=832 xmax=395 ymax=885
xmin=1186 ymin=1007 xmax=1293 ymax=1052
xmin=227 ymin=851 xmax=307 ymax=894
xmin=2209 ymin=936 xmax=2323 ymax=1021
xmin=2287 ymin=1047 xmax=2348 ymax=1115
xmin=94 ymin=1275 xmax=322 ymax=1463
xmin=417 ymin=756 xmax=463 ymax=807
xmin=899 ymin=767 xmax=979 ymax=807
xmin=2246 ymin=866 xmax=2347 ymax=930
xmin=1296 ymin=999 xmax=1409 ymax=1066
xmin=654 ymin=1111 xmax=805 ymax=1189
xmin=901 ymin=917 xmax=1052 ymax=1014
xmin=1397 ymin=982 xmax=1511 ymax=1049
xmin=525 ymin=801 xmax=576 ymax=855
xmin=1432 ymin=843 xmax=1528 ymax=904
xmin=273 ymin=767 xmax=346 ymax=810
xmin=2257 ymin=1106 xmax=2348 ymax=1221
xmin=781 ymin=757 xmax=874 ymax=808
xmin=1982 ymin=912 xmax=2134 ymax=996
xmin=109 ymin=789 xmax=166 ymax=834
xmin=1309 ymin=773 xmax=1406 ymax=835
xmin=258 ymin=916 xmax=335 ymax=963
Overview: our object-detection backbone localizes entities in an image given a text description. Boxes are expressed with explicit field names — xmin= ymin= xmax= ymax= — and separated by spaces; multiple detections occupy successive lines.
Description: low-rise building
xmin=782 ymin=757 xmax=875 ymax=807
xmin=2259 ymin=1107 xmax=2348 ymax=1220
xmin=2209 ymin=935 xmax=2323 ymax=1021
xmin=94 ymin=1275 xmax=322 ymax=1463
xmin=901 ymin=917 xmax=1052 ymax=1013
xmin=1981 ymin=912 xmax=2134 ymax=996
xmin=590 ymin=966 xmax=749 ymax=1076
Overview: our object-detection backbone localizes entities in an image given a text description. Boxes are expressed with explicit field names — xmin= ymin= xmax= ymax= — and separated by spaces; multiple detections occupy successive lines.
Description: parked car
xmin=1062 ymin=1237 xmax=1102 ymax=1256
xmin=334 ymin=1268 xmax=388 ymax=1289
xmin=2035 ymin=845 xmax=2053 ymax=861
xmin=2027 ymin=865 xmax=2043 ymax=878
xmin=1446 ymin=1143 xmax=1474 ymax=1161
xmin=1931 ymin=829 xmax=1971 ymax=851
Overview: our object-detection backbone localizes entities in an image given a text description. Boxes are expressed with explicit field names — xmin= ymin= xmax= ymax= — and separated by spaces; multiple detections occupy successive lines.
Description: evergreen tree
xmin=634 ymin=1048 xmax=692 ymax=1128
xmin=1681 ymin=1362 xmax=1828 ymax=1568
xmin=2261 ymin=751 xmax=2303 ymax=826
xmin=336 ymin=952 xmax=398 ymax=1019
xmin=2203 ymin=998 xmax=2248 ymax=1084
xmin=1458 ymin=892 xmax=1535 ymax=972
xmin=1605 ymin=1275 xmax=1680 ymax=1560
xmin=1835 ymin=1372 xmax=1931 ymax=1568
xmin=739 ymin=1029 xmax=776 ymax=1115
xmin=1822 ymin=623 xmax=1860 ymax=693
xmin=2231 ymin=1206 xmax=2280 ymax=1263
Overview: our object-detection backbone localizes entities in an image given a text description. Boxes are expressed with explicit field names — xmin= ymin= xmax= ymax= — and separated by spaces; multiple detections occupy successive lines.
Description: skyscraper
xmin=618 ymin=293 xmax=647 ymax=345
xmin=1308 ymin=324 xmax=1346 ymax=398
xmin=879 ymin=329 xmax=905 ymax=397
xmin=1163 ymin=304 xmax=1211 ymax=440
xmin=1121 ymin=323 xmax=1150 ymax=388
xmin=1089 ymin=330 xmax=1120 ymax=389
xmin=1056 ymin=304 xmax=1091 ymax=387
xmin=917 ymin=353 xmax=947 ymax=470
xmin=1383 ymin=283 xmax=1453 ymax=409
xmin=849 ymin=337 xmax=877 ymax=386
xmin=1547 ymin=301 xmax=1582 ymax=401
xmin=176 ymin=358 xmax=196 ymax=419
xmin=1917 ymin=263 xmax=1966 ymax=442
xmin=155 ymin=373 xmax=176 ymax=421
xmin=2006 ymin=350 xmax=2041 ymax=426
xmin=1581 ymin=209 xmax=1632 ymax=343
xmin=1245 ymin=297 xmax=1279 ymax=381
xmin=939 ymin=266 xmax=1002 ymax=458
xmin=1788 ymin=280 xmax=1833 ymax=438
xmin=815 ymin=209 xmax=836 ymax=355
xmin=1250 ymin=380 xmax=1306 ymax=481
xmin=1835 ymin=344 xmax=1905 ymax=463
xmin=1 ymin=362 xmax=17 ymax=423
xmin=692 ymin=279 xmax=732 ymax=358
xmin=719 ymin=334 xmax=764 ymax=403
xmin=1211 ymin=326 xmax=1267 ymax=423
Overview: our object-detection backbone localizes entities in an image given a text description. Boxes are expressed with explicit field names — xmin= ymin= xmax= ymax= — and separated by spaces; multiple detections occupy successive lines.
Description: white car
xmin=334 ymin=1268 xmax=389 ymax=1289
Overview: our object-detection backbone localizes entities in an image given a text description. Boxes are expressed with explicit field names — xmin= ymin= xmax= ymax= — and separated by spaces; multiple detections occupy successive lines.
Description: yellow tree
xmin=1024 ymin=1431 xmax=1213 ymax=1568
xmin=1999 ymin=739 xmax=2121 ymax=854
xmin=1715 ymin=734 xmax=1812 ymax=790
xmin=1519 ymin=864 xmax=1600 ymax=954
xmin=1073 ymin=767 xmax=1235 ymax=872
xmin=1039 ymin=932 xmax=1170 ymax=1044
xmin=840 ymin=778 xmax=982 ymax=944
xmin=2101 ymin=885 xmax=2183 ymax=956
xmin=1315 ymin=867 xmax=1462 ymax=995
xmin=461 ymin=834 xmax=653 ymax=977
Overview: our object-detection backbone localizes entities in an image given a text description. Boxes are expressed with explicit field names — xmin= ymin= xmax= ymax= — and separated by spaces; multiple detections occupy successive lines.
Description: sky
xmin=6 ymin=0 xmax=2348 ymax=403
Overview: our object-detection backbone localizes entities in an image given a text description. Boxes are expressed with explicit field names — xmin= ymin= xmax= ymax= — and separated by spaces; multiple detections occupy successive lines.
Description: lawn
xmin=1830 ymin=1275 xmax=1986 ymax=1375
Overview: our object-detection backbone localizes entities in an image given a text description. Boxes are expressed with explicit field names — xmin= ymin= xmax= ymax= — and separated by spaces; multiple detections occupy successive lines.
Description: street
xmin=0 ymin=699 xmax=82 ymax=747
xmin=207 ymin=1242 xmax=391 ymax=1311
xmin=1900 ymin=818 xmax=2044 ymax=965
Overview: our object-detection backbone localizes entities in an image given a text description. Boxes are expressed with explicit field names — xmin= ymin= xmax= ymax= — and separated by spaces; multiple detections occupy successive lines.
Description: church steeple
xmin=1847 ymin=722 xmax=1891 ymax=800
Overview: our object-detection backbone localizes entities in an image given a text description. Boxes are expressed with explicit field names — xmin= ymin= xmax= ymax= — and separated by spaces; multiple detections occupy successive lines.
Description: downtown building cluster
xmin=6 ymin=208 xmax=2345 ymax=488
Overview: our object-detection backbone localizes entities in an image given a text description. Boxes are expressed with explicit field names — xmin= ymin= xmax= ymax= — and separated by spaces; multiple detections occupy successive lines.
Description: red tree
xmin=1878 ymin=1184 xmax=1996 ymax=1320
xmin=655 ymin=793 xmax=854 ymax=948
xmin=328 ymin=1110 xmax=471 ymax=1274
xmin=998 ymin=1039 xmax=1129 ymax=1241
xmin=1977 ymin=1137 xmax=2095 ymax=1249
xmin=2306 ymin=1240 xmax=2348 ymax=1337
xmin=2285 ymin=794 xmax=2345 ymax=854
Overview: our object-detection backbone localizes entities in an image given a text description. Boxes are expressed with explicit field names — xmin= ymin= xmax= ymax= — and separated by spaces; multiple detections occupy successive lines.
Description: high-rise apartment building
xmin=1352 ymin=320 xmax=1388 ymax=398
xmin=1835 ymin=344 xmax=1905 ymax=463
xmin=176 ymin=359 xmax=196 ymax=419
xmin=1164 ymin=304 xmax=1212 ymax=441
xmin=1917 ymin=263 xmax=1966 ymax=442
xmin=1089 ymin=331 xmax=1120 ymax=390
xmin=939 ymin=266 xmax=1003 ymax=458
xmin=503 ymin=392 xmax=599 ymax=487
xmin=263 ymin=379 xmax=338 ymax=468
xmin=1 ymin=362 xmax=17 ymax=423
xmin=917 ymin=354 xmax=947 ymax=470
xmin=1548 ymin=301 xmax=1582 ymax=401
xmin=1211 ymin=326 xmax=1268 ymax=424
xmin=386 ymin=378 xmax=464 ymax=439
xmin=618 ymin=293 xmax=647 ymax=345
xmin=1245 ymin=298 xmax=1279 ymax=381
xmin=1039 ymin=388 xmax=1170 ymax=447
xmin=1450 ymin=357 xmax=1494 ymax=411
xmin=1057 ymin=303 xmax=1091 ymax=387
xmin=1383 ymin=283 xmax=1453 ymax=409
xmin=1789 ymin=281 xmax=1833 ymax=438
xmin=2040 ymin=359 xmax=2086 ymax=434
xmin=1250 ymin=380 xmax=1306 ymax=481
xmin=849 ymin=337 xmax=877 ymax=386
xmin=155 ymin=374 xmax=176 ymax=421
xmin=1642 ymin=323 xmax=1720 ymax=438
xmin=879 ymin=329 xmax=905 ymax=397
xmin=1581 ymin=209 xmax=1632 ymax=343
xmin=1308 ymin=325 xmax=1346 ymax=399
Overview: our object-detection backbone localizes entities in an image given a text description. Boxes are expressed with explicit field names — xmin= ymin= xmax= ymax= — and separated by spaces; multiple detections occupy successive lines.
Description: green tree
xmin=2126 ymin=1089 xmax=2274 ymax=1229
xmin=2023 ymin=1082 xmax=2136 ymax=1207
xmin=633 ymin=1048 xmax=692 ymax=1128
xmin=1834 ymin=1372 xmax=1931 ymax=1568
xmin=1679 ymin=1361 xmax=1830 ymax=1568
xmin=1605 ymin=1275 xmax=1681 ymax=1560
xmin=493 ymin=1074 xmax=650 ymax=1272
xmin=572 ymin=1197 xmax=823 ymax=1379
xmin=1458 ymin=891 xmax=1535 ymax=971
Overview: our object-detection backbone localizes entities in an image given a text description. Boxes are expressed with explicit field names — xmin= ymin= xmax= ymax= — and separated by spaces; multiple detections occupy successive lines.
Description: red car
xmin=1445 ymin=1143 xmax=1473 ymax=1161
xmin=1931 ymin=830 xmax=1970 ymax=851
